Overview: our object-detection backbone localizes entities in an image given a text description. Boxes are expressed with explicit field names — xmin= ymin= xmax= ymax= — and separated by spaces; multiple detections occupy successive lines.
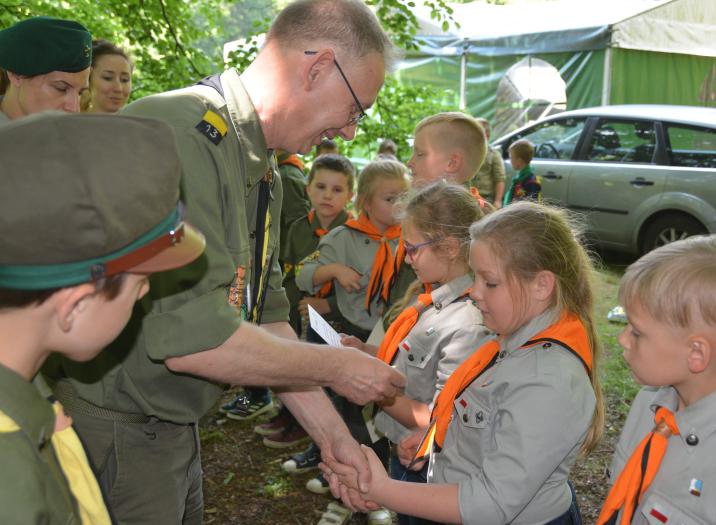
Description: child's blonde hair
xmin=509 ymin=139 xmax=535 ymax=164
xmin=469 ymin=201 xmax=604 ymax=455
xmin=414 ymin=112 xmax=488 ymax=176
xmin=619 ymin=235 xmax=716 ymax=329
xmin=355 ymin=158 xmax=410 ymax=213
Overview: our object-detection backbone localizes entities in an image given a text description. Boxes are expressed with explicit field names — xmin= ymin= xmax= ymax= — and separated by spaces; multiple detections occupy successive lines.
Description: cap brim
xmin=128 ymin=222 xmax=206 ymax=274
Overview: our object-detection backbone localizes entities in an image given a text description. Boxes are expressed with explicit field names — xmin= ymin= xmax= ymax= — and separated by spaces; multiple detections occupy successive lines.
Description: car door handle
xmin=543 ymin=171 xmax=563 ymax=180
xmin=630 ymin=177 xmax=654 ymax=187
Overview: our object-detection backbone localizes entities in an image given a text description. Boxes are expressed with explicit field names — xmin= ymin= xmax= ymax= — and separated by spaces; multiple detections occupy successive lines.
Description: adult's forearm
xmin=277 ymin=388 xmax=350 ymax=451
xmin=165 ymin=320 xmax=336 ymax=386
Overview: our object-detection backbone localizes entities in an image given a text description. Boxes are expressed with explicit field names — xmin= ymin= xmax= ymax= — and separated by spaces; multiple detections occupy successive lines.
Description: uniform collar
xmin=430 ymin=273 xmax=473 ymax=312
xmin=500 ymin=307 xmax=560 ymax=354
xmin=0 ymin=364 xmax=54 ymax=449
xmin=219 ymin=69 xmax=272 ymax=188
xmin=650 ymin=386 xmax=716 ymax=448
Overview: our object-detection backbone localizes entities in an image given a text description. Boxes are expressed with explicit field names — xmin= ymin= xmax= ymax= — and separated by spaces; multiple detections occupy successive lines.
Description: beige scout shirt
xmin=608 ymin=386 xmax=716 ymax=525
xmin=57 ymin=69 xmax=288 ymax=423
xmin=429 ymin=309 xmax=596 ymax=525
xmin=470 ymin=147 xmax=505 ymax=198
xmin=375 ymin=273 xmax=492 ymax=444
xmin=296 ymin=225 xmax=400 ymax=332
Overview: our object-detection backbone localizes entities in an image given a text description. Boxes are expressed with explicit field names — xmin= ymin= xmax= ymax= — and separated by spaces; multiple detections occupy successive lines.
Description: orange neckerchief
xmin=597 ymin=407 xmax=680 ymax=525
xmin=412 ymin=311 xmax=593 ymax=465
xmin=376 ymin=284 xmax=435 ymax=365
xmin=278 ymin=153 xmax=305 ymax=172
xmin=344 ymin=213 xmax=402 ymax=311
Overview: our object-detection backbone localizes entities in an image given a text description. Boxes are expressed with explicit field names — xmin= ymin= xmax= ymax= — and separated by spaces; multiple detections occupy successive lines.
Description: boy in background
xmin=598 ymin=235 xmax=716 ymax=524
xmin=0 ymin=113 xmax=205 ymax=523
xmin=504 ymin=138 xmax=541 ymax=205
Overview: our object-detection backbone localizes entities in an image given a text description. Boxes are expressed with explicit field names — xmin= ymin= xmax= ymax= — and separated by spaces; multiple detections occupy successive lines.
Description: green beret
xmin=0 ymin=17 xmax=92 ymax=76
xmin=0 ymin=113 xmax=205 ymax=290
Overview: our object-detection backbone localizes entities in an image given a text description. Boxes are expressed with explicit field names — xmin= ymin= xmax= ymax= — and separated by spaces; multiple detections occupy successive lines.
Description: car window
xmin=665 ymin=124 xmax=716 ymax=168
xmin=584 ymin=119 xmax=656 ymax=163
xmin=508 ymin=117 xmax=586 ymax=160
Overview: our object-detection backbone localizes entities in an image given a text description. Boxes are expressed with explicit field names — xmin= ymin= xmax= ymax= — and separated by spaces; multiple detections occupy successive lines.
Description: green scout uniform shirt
xmin=284 ymin=210 xmax=349 ymax=331
xmin=0 ymin=102 xmax=10 ymax=124
xmin=278 ymin=162 xmax=310 ymax=261
xmin=430 ymin=308 xmax=595 ymax=524
xmin=607 ymin=386 xmax=716 ymax=524
xmin=0 ymin=365 xmax=81 ymax=524
xmin=469 ymin=147 xmax=505 ymax=199
xmin=54 ymin=69 xmax=289 ymax=423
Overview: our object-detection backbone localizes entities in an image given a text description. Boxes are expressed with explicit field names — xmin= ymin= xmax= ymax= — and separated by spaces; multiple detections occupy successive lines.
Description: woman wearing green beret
xmin=0 ymin=16 xmax=92 ymax=121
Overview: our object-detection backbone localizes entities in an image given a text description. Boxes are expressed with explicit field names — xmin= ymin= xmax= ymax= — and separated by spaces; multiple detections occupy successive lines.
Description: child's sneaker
xmin=262 ymin=421 xmax=310 ymax=448
xmin=367 ymin=507 xmax=393 ymax=525
xmin=254 ymin=410 xmax=292 ymax=436
xmin=316 ymin=501 xmax=352 ymax=525
xmin=223 ymin=392 xmax=274 ymax=421
xmin=306 ymin=472 xmax=331 ymax=495
xmin=282 ymin=442 xmax=321 ymax=473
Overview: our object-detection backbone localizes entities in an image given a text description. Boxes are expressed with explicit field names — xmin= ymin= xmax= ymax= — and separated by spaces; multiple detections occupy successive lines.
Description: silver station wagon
xmin=492 ymin=105 xmax=716 ymax=254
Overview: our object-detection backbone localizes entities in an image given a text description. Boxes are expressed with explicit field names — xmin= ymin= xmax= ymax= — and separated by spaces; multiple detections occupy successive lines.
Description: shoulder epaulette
xmin=195 ymin=110 xmax=228 ymax=145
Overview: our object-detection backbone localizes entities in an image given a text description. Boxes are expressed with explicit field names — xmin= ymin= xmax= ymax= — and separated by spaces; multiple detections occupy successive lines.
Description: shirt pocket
xmin=401 ymin=336 xmax=435 ymax=370
xmin=641 ymin=492 xmax=709 ymax=525
xmin=453 ymin=390 xmax=490 ymax=430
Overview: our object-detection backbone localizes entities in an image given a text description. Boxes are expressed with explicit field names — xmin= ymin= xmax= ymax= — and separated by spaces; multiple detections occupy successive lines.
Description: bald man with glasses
xmin=46 ymin=1 xmax=402 ymax=523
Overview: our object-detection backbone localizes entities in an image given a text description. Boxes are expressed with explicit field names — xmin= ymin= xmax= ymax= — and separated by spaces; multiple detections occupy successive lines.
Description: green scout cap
xmin=0 ymin=112 xmax=206 ymax=290
xmin=0 ymin=17 xmax=92 ymax=76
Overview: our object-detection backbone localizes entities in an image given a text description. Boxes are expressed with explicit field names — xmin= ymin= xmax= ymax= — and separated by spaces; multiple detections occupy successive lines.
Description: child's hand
xmin=398 ymin=429 xmax=425 ymax=469
xmin=360 ymin=444 xmax=390 ymax=502
xmin=298 ymin=297 xmax=331 ymax=317
xmin=340 ymin=334 xmax=365 ymax=352
xmin=333 ymin=264 xmax=362 ymax=293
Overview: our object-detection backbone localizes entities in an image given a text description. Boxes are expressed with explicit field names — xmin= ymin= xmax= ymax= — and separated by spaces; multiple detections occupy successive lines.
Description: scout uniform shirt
xmin=278 ymin=157 xmax=310 ymax=261
xmin=430 ymin=309 xmax=596 ymax=525
xmin=54 ymin=68 xmax=289 ymax=424
xmin=296 ymin=224 xmax=400 ymax=332
xmin=0 ymin=366 xmax=83 ymax=524
xmin=375 ymin=273 xmax=492 ymax=444
xmin=283 ymin=209 xmax=350 ymax=333
xmin=469 ymin=147 xmax=506 ymax=200
xmin=607 ymin=386 xmax=716 ymax=524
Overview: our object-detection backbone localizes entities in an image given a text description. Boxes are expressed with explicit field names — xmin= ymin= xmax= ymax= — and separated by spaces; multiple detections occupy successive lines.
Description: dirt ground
xmin=200 ymin=384 xmax=626 ymax=525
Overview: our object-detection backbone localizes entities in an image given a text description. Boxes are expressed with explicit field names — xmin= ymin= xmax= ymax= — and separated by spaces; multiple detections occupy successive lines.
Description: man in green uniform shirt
xmin=48 ymin=0 xmax=403 ymax=523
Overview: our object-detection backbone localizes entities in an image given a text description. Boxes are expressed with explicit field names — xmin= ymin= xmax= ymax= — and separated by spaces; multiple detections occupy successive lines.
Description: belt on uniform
xmin=53 ymin=380 xmax=151 ymax=424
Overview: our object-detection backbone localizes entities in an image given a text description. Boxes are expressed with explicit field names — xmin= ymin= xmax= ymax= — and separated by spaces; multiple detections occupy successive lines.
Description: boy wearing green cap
xmin=0 ymin=16 xmax=92 ymax=121
xmin=0 ymin=112 xmax=205 ymax=524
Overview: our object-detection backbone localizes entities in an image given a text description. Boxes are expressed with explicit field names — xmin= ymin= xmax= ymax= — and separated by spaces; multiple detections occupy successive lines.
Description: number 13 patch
xmin=196 ymin=110 xmax=228 ymax=145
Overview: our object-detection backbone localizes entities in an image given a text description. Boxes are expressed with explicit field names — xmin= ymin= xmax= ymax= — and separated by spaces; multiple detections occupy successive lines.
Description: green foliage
xmin=338 ymin=75 xmax=457 ymax=163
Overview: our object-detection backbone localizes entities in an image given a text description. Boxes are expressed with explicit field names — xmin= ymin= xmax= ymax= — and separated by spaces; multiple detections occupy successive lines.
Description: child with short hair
xmin=407 ymin=112 xmax=488 ymax=189
xmin=331 ymin=201 xmax=605 ymax=525
xmin=343 ymin=181 xmax=493 ymax=525
xmin=597 ymin=235 xmax=716 ymax=525
xmin=257 ymin=154 xmax=355 ymax=450
xmin=504 ymin=138 xmax=541 ymax=205
xmin=0 ymin=114 xmax=205 ymax=523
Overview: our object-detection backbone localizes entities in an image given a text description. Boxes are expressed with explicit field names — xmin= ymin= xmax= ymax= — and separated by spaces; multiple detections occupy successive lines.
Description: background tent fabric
xmin=396 ymin=0 xmax=716 ymax=135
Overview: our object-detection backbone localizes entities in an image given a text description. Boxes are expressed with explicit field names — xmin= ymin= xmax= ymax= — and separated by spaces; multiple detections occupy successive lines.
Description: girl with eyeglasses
xmin=340 ymin=181 xmax=493 ymax=525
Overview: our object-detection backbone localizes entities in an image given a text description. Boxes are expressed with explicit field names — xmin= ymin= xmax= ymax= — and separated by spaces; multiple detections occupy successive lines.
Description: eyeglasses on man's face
xmin=305 ymin=50 xmax=368 ymax=126
xmin=404 ymin=238 xmax=442 ymax=258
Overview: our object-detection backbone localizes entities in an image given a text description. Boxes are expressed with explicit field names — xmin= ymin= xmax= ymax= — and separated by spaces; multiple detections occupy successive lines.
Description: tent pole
xmin=602 ymin=46 xmax=612 ymax=106
xmin=460 ymin=39 xmax=468 ymax=110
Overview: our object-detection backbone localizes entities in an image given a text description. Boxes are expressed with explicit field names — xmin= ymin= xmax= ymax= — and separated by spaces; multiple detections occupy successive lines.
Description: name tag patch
xmin=196 ymin=110 xmax=228 ymax=145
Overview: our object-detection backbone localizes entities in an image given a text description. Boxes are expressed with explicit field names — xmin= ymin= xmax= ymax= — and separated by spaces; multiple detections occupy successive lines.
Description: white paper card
xmin=307 ymin=305 xmax=343 ymax=347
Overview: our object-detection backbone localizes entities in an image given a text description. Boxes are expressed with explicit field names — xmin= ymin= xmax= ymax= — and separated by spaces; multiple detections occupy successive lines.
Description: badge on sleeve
xmin=196 ymin=110 xmax=228 ymax=145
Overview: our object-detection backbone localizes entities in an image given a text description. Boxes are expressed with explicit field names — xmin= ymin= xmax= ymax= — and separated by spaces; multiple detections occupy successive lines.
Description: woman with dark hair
xmin=0 ymin=16 xmax=92 ymax=122
xmin=82 ymin=39 xmax=133 ymax=113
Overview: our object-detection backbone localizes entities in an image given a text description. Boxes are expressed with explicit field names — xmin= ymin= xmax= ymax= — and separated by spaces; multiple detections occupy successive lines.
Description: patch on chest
xmin=195 ymin=110 xmax=228 ymax=145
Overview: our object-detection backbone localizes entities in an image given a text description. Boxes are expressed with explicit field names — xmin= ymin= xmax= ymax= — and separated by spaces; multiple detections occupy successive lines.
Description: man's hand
xmin=332 ymin=264 xmax=362 ymax=293
xmin=298 ymin=296 xmax=330 ymax=317
xmin=328 ymin=347 xmax=405 ymax=405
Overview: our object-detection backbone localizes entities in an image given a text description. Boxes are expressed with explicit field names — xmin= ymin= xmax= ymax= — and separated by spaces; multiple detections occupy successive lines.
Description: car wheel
xmin=640 ymin=213 xmax=707 ymax=254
